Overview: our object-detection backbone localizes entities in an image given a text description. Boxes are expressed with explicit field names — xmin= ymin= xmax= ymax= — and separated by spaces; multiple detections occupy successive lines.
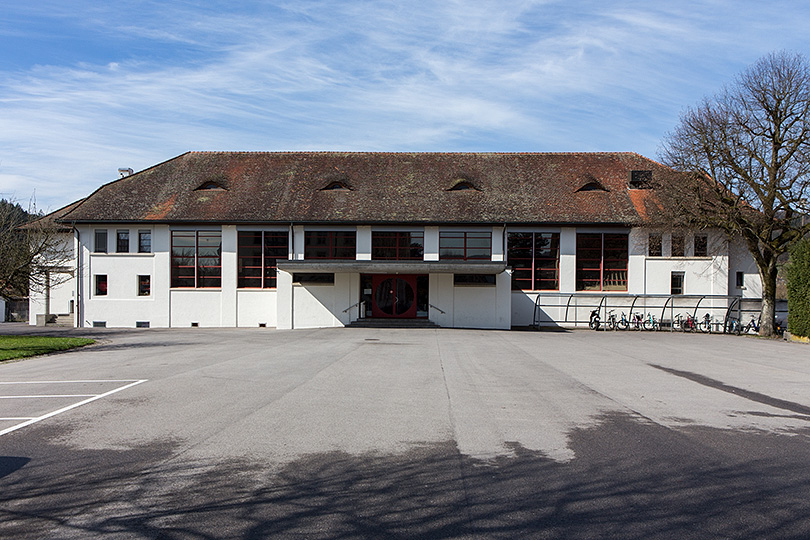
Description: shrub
xmin=786 ymin=237 xmax=810 ymax=338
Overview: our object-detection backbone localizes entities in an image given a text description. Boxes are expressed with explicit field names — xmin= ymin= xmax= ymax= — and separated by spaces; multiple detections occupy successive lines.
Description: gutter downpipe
xmin=73 ymin=226 xmax=83 ymax=328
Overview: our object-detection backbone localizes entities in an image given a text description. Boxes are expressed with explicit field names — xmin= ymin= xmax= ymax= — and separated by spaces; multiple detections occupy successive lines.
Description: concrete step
xmin=347 ymin=318 xmax=440 ymax=329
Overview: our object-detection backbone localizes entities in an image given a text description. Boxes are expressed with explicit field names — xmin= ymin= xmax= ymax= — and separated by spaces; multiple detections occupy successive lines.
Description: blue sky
xmin=2 ymin=1 xmax=809 ymax=211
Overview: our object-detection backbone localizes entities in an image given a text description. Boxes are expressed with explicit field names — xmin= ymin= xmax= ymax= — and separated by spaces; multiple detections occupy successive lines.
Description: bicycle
xmin=589 ymin=308 xmax=601 ymax=330
xmin=678 ymin=313 xmax=698 ymax=333
xmin=616 ymin=312 xmax=630 ymax=330
xmin=630 ymin=313 xmax=645 ymax=330
xmin=725 ymin=317 xmax=742 ymax=335
xmin=742 ymin=315 xmax=760 ymax=335
xmin=605 ymin=310 xmax=618 ymax=331
xmin=698 ymin=313 xmax=713 ymax=333
xmin=643 ymin=313 xmax=660 ymax=331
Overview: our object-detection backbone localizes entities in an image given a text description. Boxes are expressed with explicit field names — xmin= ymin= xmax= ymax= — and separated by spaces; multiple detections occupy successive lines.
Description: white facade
xmin=28 ymin=222 xmax=762 ymax=330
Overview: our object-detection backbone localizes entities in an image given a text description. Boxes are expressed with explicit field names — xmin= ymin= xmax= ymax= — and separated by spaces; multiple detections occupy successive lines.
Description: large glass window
xmin=95 ymin=275 xmax=107 ymax=296
xmin=507 ymin=232 xmax=560 ymax=290
xmin=372 ymin=231 xmax=424 ymax=260
xmin=439 ymin=231 xmax=491 ymax=260
xmin=171 ymin=231 xmax=221 ymax=288
xmin=576 ymin=233 xmax=628 ymax=291
xmin=237 ymin=231 xmax=288 ymax=288
xmin=304 ymin=231 xmax=356 ymax=259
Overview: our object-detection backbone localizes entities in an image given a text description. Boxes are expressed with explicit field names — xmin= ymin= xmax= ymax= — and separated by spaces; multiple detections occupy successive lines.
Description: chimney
xmin=118 ymin=168 xmax=134 ymax=178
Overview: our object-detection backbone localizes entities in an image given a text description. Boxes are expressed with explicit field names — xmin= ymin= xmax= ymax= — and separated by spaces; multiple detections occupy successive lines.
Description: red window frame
xmin=237 ymin=231 xmax=289 ymax=288
xmin=371 ymin=231 xmax=424 ymax=260
xmin=171 ymin=231 xmax=222 ymax=288
xmin=575 ymin=233 xmax=628 ymax=291
xmin=304 ymin=231 xmax=356 ymax=259
xmin=507 ymin=232 xmax=560 ymax=291
xmin=439 ymin=231 xmax=492 ymax=261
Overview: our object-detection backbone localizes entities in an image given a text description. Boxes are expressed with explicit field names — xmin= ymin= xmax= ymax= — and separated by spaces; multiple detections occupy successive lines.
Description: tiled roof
xmin=59 ymin=152 xmax=675 ymax=225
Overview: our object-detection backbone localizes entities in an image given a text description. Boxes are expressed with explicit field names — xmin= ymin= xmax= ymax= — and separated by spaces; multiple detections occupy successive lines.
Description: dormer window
xmin=629 ymin=170 xmax=652 ymax=189
xmin=195 ymin=176 xmax=227 ymax=191
xmin=196 ymin=182 xmax=226 ymax=191
xmin=448 ymin=179 xmax=480 ymax=191
xmin=576 ymin=181 xmax=608 ymax=192
xmin=320 ymin=181 xmax=352 ymax=191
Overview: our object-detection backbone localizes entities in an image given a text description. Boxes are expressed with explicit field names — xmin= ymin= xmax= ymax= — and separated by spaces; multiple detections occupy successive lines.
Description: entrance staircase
xmin=346 ymin=318 xmax=440 ymax=329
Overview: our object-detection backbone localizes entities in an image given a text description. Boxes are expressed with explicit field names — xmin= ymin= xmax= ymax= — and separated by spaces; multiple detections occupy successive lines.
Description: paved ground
xmin=0 ymin=323 xmax=809 ymax=539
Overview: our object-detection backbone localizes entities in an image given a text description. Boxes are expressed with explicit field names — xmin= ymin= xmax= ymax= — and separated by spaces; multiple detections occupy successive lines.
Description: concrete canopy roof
xmin=59 ymin=151 xmax=670 ymax=225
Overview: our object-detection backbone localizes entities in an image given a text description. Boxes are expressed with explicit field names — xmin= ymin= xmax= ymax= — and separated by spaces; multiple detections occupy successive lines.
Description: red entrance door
xmin=371 ymin=275 xmax=418 ymax=318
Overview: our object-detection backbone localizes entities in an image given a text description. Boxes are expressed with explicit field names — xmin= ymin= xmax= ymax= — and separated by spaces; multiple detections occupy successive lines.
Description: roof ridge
xmin=186 ymin=150 xmax=645 ymax=156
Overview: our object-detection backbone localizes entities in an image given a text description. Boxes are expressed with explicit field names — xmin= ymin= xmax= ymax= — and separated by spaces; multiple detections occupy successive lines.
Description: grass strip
xmin=0 ymin=336 xmax=95 ymax=361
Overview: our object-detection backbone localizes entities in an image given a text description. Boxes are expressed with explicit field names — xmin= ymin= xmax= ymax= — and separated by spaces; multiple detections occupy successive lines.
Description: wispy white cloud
xmin=1 ymin=0 xmax=810 ymax=209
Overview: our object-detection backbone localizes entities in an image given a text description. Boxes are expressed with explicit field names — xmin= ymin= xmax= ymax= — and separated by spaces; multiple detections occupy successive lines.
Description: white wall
xmin=28 ymin=232 xmax=76 ymax=325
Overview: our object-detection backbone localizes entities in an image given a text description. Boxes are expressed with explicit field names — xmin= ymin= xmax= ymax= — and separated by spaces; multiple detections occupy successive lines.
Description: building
xmin=30 ymin=151 xmax=763 ymax=329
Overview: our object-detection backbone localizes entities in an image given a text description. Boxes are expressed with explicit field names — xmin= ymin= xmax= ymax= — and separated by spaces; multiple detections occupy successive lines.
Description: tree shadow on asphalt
xmin=1 ymin=414 xmax=810 ymax=539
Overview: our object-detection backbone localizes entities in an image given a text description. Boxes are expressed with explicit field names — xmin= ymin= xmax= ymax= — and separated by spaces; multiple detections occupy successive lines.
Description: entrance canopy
xmin=277 ymin=260 xmax=508 ymax=274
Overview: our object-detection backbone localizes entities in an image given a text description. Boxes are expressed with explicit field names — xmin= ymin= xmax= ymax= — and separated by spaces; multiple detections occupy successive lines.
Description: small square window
xmin=116 ymin=230 xmax=129 ymax=253
xmin=94 ymin=230 xmax=108 ymax=253
xmin=648 ymin=234 xmax=662 ymax=257
xmin=138 ymin=230 xmax=152 ymax=253
xmin=95 ymin=275 xmax=108 ymax=296
xmin=671 ymin=272 xmax=685 ymax=295
xmin=138 ymin=275 xmax=151 ymax=296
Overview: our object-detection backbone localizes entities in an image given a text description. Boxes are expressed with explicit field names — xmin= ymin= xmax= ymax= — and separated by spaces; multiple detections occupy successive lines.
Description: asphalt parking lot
xmin=1 ymin=324 xmax=809 ymax=539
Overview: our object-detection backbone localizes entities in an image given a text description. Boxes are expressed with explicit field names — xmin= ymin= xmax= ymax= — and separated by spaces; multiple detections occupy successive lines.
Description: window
xmin=237 ymin=231 xmax=289 ymax=288
xmin=629 ymin=170 xmax=652 ymax=189
xmin=138 ymin=275 xmax=151 ymax=296
xmin=694 ymin=235 xmax=708 ymax=257
xmin=171 ymin=231 xmax=221 ymax=288
xmin=439 ymin=231 xmax=491 ymax=260
xmin=671 ymin=234 xmax=685 ymax=257
xmin=507 ymin=232 xmax=560 ymax=290
xmin=94 ymin=230 xmax=107 ymax=253
xmin=576 ymin=233 xmax=628 ymax=291
xmin=304 ymin=231 xmax=356 ymax=259
xmin=95 ymin=275 xmax=107 ymax=296
xmin=454 ymin=274 xmax=496 ymax=286
xmin=116 ymin=230 xmax=129 ymax=253
xmin=372 ymin=231 xmax=424 ymax=260
xmin=648 ymin=234 xmax=662 ymax=257
xmin=736 ymin=271 xmax=745 ymax=288
xmin=293 ymin=273 xmax=335 ymax=284
xmin=671 ymin=272 xmax=685 ymax=295
xmin=138 ymin=230 xmax=152 ymax=253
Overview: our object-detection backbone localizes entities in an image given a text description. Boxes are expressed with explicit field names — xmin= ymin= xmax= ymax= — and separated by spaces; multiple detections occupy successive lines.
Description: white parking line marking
xmin=0 ymin=417 xmax=36 ymax=421
xmin=0 ymin=379 xmax=147 ymax=437
xmin=0 ymin=380 xmax=143 ymax=384
xmin=0 ymin=395 xmax=97 ymax=399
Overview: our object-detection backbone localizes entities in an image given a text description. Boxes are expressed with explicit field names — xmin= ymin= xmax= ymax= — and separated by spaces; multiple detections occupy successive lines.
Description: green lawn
xmin=0 ymin=336 xmax=95 ymax=361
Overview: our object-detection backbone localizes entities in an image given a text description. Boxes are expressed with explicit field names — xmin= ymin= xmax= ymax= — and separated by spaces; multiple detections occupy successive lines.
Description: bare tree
xmin=0 ymin=199 xmax=74 ymax=316
xmin=660 ymin=51 xmax=810 ymax=336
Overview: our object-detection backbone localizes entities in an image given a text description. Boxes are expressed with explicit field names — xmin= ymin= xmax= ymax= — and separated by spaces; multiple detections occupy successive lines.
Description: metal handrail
xmin=342 ymin=301 xmax=364 ymax=313
xmin=429 ymin=304 xmax=446 ymax=314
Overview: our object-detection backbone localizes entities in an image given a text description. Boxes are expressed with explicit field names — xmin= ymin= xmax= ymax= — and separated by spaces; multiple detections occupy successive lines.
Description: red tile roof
xmin=59 ymin=151 xmax=674 ymax=225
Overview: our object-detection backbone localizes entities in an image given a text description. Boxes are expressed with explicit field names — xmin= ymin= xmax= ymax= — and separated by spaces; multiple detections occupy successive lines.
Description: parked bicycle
xmin=605 ymin=310 xmax=619 ymax=331
xmin=677 ymin=313 xmax=698 ymax=332
xmin=616 ymin=312 xmax=630 ymax=331
xmin=725 ymin=317 xmax=743 ymax=335
xmin=630 ymin=313 xmax=645 ymax=330
xmin=742 ymin=315 xmax=760 ymax=335
xmin=643 ymin=313 xmax=660 ymax=331
xmin=589 ymin=308 xmax=601 ymax=330
xmin=699 ymin=313 xmax=713 ymax=333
